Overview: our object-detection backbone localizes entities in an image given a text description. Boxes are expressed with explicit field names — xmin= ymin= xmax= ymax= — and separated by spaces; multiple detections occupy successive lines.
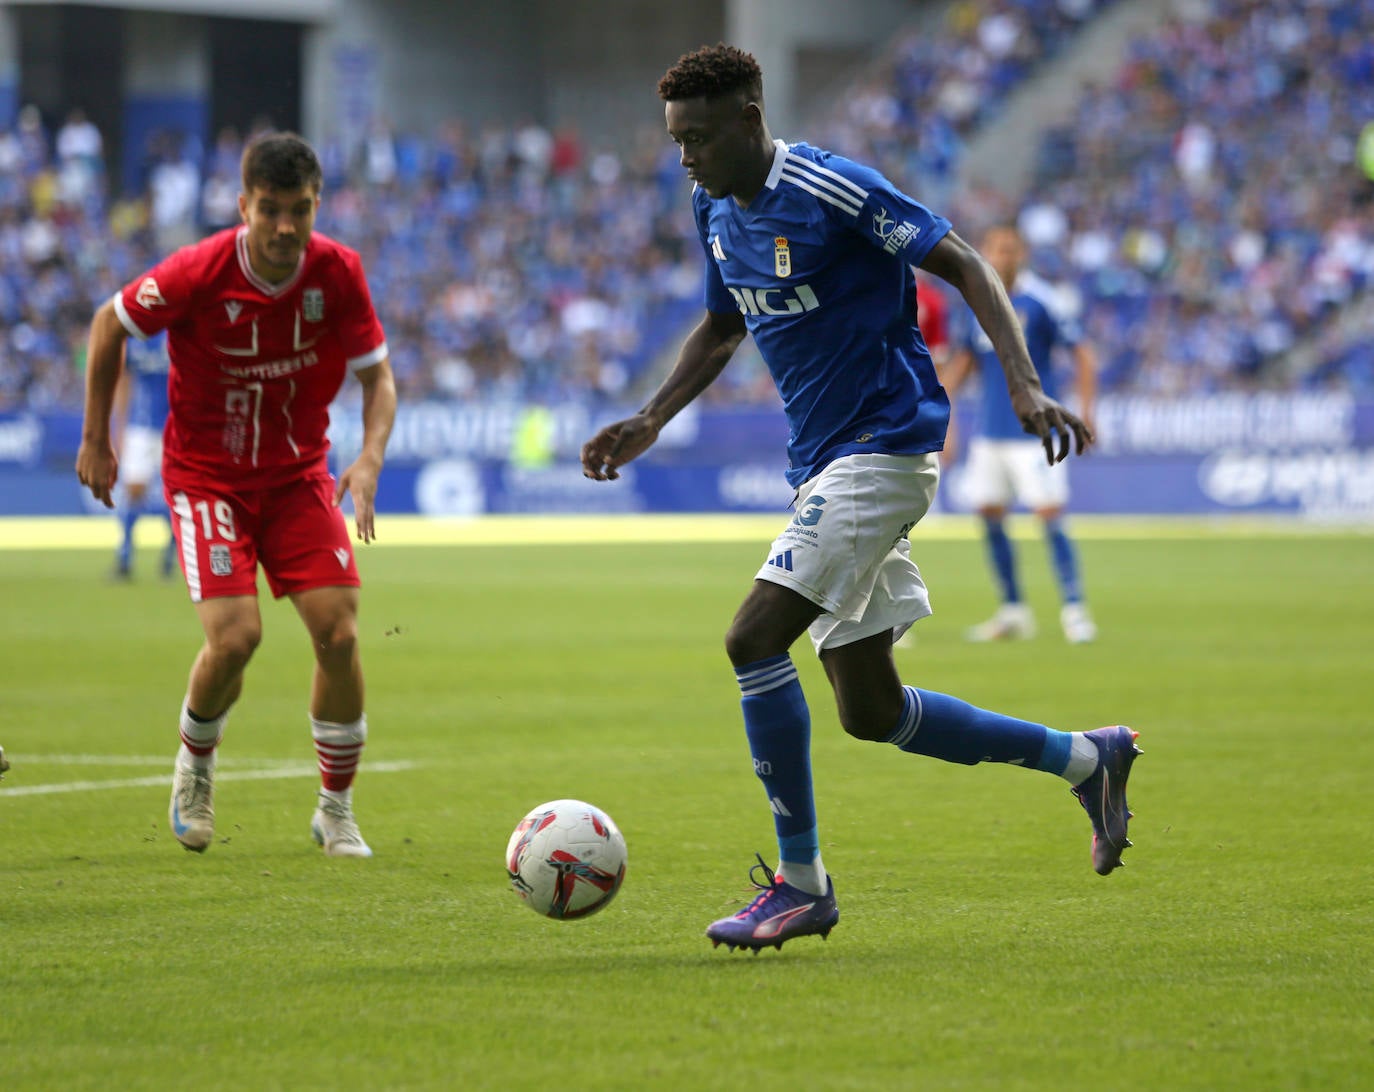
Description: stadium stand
xmin=979 ymin=0 xmax=1374 ymax=394
xmin=1 ymin=0 xmax=1370 ymax=412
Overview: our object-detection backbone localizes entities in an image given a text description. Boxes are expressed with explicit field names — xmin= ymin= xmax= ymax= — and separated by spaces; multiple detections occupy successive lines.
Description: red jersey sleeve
xmin=113 ymin=245 xmax=202 ymax=340
xmin=335 ymin=247 xmax=388 ymax=372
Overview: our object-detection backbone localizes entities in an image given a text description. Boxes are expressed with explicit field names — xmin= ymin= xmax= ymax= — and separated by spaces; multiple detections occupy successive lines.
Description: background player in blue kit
xmin=110 ymin=330 xmax=175 ymax=580
xmin=943 ymin=224 xmax=1099 ymax=644
xmin=581 ymin=44 xmax=1140 ymax=952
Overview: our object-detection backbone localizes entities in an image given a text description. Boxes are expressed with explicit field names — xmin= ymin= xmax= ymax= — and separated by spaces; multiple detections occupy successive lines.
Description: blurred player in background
xmin=943 ymin=224 xmax=1098 ymax=644
xmin=76 ymin=132 xmax=396 ymax=858
xmin=109 ymin=330 xmax=175 ymax=580
xmin=914 ymin=272 xmax=950 ymax=367
xmin=582 ymin=45 xmax=1138 ymax=953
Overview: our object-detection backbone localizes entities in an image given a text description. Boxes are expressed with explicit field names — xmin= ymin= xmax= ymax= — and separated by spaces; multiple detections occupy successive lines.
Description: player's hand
xmin=335 ymin=454 xmax=382 ymax=543
xmin=1010 ymin=388 xmax=1094 ymax=464
xmin=75 ymin=440 xmax=119 ymax=508
xmin=581 ymin=414 xmax=661 ymax=481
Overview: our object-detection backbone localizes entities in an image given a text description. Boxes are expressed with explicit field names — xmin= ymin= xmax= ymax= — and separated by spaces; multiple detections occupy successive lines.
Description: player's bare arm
xmin=582 ymin=308 xmax=746 ymax=481
xmin=921 ymin=232 xmax=1092 ymax=463
xmin=75 ymin=299 xmax=131 ymax=508
xmin=1074 ymin=340 xmax=1099 ymax=437
xmin=334 ymin=357 xmax=397 ymax=543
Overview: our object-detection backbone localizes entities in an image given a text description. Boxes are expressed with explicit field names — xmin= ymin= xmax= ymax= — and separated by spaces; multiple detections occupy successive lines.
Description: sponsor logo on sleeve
xmin=136 ymin=277 xmax=166 ymax=309
xmin=871 ymin=209 xmax=921 ymax=254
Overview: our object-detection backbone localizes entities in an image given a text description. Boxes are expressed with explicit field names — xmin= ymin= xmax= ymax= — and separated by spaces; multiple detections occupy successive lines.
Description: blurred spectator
xmin=5 ymin=0 xmax=1372 ymax=413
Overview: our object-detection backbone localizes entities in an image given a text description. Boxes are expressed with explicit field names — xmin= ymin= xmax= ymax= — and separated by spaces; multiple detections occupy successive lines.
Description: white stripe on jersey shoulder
xmin=236 ymin=226 xmax=305 ymax=296
xmin=1013 ymin=270 xmax=1067 ymax=318
xmin=784 ymin=152 xmax=868 ymax=201
xmin=111 ymin=291 xmax=150 ymax=340
xmin=763 ymin=140 xmax=789 ymax=189
xmin=779 ymin=164 xmax=863 ymax=216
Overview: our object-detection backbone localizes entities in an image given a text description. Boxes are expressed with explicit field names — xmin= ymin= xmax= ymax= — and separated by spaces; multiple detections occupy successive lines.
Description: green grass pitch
xmin=2 ymin=520 xmax=1372 ymax=1090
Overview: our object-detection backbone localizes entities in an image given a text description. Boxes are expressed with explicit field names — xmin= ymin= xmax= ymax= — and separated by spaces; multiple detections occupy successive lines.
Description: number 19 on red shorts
xmin=165 ymin=475 xmax=360 ymax=602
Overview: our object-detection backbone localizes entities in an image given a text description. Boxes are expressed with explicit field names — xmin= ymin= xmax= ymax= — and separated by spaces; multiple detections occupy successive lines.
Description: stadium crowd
xmin=1 ymin=0 xmax=1371 ymax=415
xmin=1009 ymin=0 xmax=1374 ymax=394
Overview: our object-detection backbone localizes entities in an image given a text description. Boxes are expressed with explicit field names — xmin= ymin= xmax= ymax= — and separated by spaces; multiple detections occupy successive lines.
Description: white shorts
xmin=756 ymin=452 xmax=940 ymax=653
xmin=120 ymin=425 xmax=163 ymax=487
xmin=963 ymin=437 xmax=1069 ymax=511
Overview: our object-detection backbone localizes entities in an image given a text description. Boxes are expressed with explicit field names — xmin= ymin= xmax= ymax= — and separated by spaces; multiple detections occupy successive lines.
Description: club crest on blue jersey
xmin=774 ymin=236 xmax=792 ymax=278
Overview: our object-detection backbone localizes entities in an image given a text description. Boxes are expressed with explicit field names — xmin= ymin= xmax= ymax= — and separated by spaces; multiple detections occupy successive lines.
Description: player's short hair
xmin=985 ymin=222 xmax=1023 ymax=239
xmin=658 ymin=43 xmax=763 ymax=103
xmin=241 ymin=132 xmax=323 ymax=195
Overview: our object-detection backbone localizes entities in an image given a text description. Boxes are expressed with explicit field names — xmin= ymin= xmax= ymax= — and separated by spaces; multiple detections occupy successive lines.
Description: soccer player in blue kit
xmin=943 ymin=224 xmax=1099 ymax=644
xmin=580 ymin=44 xmax=1140 ymax=952
xmin=111 ymin=330 xmax=176 ymax=580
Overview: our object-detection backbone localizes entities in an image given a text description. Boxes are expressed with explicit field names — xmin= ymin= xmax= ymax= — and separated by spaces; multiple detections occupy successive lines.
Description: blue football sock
xmin=116 ymin=504 xmax=140 ymax=571
xmin=885 ymin=686 xmax=1073 ymax=774
xmin=736 ymin=655 xmax=819 ymax=868
xmin=983 ymin=517 xmax=1020 ymax=604
xmin=1044 ymin=518 xmax=1083 ymax=604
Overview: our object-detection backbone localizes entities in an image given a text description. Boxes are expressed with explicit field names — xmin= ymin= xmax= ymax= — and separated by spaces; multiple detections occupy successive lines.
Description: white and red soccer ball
xmin=505 ymin=799 xmax=627 ymax=919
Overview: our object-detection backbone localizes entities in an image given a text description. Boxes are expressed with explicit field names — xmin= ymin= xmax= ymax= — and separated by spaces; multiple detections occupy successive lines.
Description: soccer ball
xmin=505 ymin=799 xmax=627 ymax=919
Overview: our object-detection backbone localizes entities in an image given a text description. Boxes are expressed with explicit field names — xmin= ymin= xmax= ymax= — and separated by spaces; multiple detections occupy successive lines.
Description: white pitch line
xmin=15 ymin=754 xmax=329 ymax=768
xmin=0 ymin=760 xmax=415 ymax=799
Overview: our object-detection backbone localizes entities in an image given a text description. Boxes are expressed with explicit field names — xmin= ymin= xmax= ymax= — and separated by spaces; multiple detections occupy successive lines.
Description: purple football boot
xmin=1072 ymin=726 xmax=1142 ymax=875
xmin=707 ymin=854 xmax=839 ymax=953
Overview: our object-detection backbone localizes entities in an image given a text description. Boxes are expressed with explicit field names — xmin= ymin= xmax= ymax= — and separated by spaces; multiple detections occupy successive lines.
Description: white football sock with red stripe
xmin=179 ymin=698 xmax=227 ymax=772
xmin=311 ymin=714 xmax=367 ymax=797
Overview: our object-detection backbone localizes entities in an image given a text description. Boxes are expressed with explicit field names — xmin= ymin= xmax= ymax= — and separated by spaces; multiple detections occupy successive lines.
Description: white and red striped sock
xmin=179 ymin=698 xmax=226 ymax=772
xmin=311 ymin=714 xmax=367 ymax=796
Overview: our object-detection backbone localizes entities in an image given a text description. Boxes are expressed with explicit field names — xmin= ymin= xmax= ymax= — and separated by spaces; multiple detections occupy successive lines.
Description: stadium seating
xmin=2 ymin=0 xmax=1369 ymax=412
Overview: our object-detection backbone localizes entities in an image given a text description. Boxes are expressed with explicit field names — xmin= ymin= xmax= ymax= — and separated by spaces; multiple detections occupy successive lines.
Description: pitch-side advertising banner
xmin=3 ymin=392 xmax=1371 ymax=520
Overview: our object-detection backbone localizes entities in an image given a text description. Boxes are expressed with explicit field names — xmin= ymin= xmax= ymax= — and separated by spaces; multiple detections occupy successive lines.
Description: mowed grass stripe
xmin=1 ymin=535 xmax=1370 ymax=1090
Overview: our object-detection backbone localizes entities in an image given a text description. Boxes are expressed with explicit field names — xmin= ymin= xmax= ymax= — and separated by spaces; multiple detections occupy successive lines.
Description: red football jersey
xmin=114 ymin=226 xmax=387 ymax=490
xmin=915 ymin=274 xmax=949 ymax=361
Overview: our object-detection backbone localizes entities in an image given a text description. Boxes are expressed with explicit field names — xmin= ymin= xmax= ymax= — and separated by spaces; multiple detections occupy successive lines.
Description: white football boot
xmin=1061 ymin=603 xmax=1098 ymax=644
xmin=311 ymin=793 xmax=373 ymax=858
xmin=965 ymin=602 xmax=1036 ymax=642
xmin=169 ymin=759 xmax=215 ymax=852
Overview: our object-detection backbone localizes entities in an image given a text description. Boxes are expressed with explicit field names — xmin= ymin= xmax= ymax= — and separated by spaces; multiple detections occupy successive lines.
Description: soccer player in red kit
xmin=76 ymin=133 xmax=397 ymax=858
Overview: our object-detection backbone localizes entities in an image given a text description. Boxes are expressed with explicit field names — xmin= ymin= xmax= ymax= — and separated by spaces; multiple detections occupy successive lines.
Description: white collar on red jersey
xmin=235 ymin=226 xmax=306 ymax=296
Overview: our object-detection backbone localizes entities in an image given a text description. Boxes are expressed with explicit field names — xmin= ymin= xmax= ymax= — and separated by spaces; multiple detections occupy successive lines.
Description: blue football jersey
xmin=124 ymin=331 xmax=171 ymax=431
xmin=962 ymin=275 xmax=1080 ymax=440
xmin=695 ymin=140 xmax=952 ymax=487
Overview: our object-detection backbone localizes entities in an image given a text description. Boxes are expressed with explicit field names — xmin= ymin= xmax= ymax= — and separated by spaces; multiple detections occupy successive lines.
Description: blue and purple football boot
xmin=1072 ymin=725 xmax=1142 ymax=875
xmin=707 ymin=854 xmax=839 ymax=953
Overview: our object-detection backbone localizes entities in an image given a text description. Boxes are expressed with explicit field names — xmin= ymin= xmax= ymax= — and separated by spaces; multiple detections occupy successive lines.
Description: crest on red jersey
xmin=136 ymin=277 xmax=166 ymax=309
xmin=303 ymin=288 xmax=324 ymax=322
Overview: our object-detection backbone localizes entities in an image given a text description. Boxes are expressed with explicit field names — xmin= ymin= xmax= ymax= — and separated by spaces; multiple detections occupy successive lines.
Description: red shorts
xmin=164 ymin=474 xmax=361 ymax=602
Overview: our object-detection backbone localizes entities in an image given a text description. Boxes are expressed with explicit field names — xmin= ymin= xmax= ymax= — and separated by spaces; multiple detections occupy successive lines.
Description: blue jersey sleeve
xmin=694 ymin=186 xmax=736 ymax=315
xmin=806 ymin=152 xmax=951 ymax=267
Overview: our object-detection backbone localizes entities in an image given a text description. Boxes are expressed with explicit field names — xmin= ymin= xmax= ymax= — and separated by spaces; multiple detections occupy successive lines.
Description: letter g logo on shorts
xmin=793 ymin=495 xmax=827 ymax=527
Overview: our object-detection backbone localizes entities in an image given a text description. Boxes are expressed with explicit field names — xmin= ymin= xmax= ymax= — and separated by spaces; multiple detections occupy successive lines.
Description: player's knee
xmin=211 ymin=624 xmax=262 ymax=668
xmin=311 ymin=617 xmax=358 ymax=668
xmin=724 ymin=619 xmax=777 ymax=669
